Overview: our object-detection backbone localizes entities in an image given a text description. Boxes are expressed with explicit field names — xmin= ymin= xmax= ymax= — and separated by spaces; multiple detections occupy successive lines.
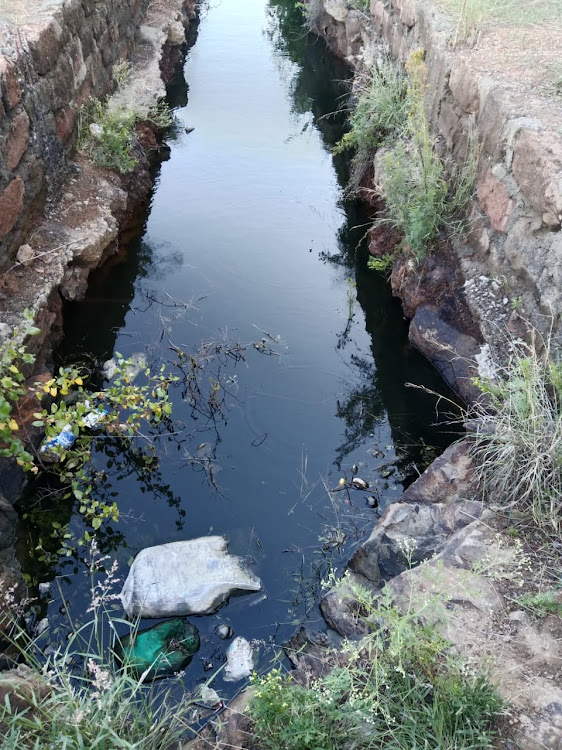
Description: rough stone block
xmin=371 ymin=0 xmax=385 ymax=31
xmin=324 ymin=0 xmax=349 ymax=23
xmin=0 ymin=56 xmax=22 ymax=110
xmin=4 ymin=110 xmax=30 ymax=171
xmin=0 ymin=177 xmax=24 ymax=241
xmin=512 ymin=130 xmax=562 ymax=227
xmin=449 ymin=57 xmax=479 ymax=114
xmin=26 ymin=20 xmax=64 ymax=76
xmin=397 ymin=0 xmax=417 ymax=27
xmin=477 ymin=165 xmax=513 ymax=233
xmin=438 ymin=99 xmax=461 ymax=150
xmin=55 ymin=107 xmax=76 ymax=145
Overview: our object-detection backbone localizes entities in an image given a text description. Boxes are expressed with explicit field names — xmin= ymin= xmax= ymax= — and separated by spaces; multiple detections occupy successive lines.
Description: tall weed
xmin=335 ymin=55 xmax=408 ymax=193
xmin=377 ymin=50 xmax=478 ymax=262
xmin=467 ymin=330 xmax=562 ymax=532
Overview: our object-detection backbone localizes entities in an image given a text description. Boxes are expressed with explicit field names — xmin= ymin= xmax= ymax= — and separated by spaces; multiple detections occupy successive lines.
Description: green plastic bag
xmin=118 ymin=619 xmax=200 ymax=680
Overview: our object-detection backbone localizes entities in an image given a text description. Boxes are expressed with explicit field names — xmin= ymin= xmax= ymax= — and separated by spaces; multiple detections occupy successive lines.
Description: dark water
xmin=17 ymin=0 xmax=457 ymax=690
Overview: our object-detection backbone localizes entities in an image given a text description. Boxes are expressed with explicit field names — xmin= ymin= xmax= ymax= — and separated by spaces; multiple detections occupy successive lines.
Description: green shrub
xmin=0 ymin=312 xmax=176 ymax=552
xmin=249 ymin=588 xmax=502 ymax=750
xmin=377 ymin=50 xmax=477 ymax=262
xmin=467 ymin=332 xmax=562 ymax=532
xmin=335 ymin=55 xmax=408 ymax=193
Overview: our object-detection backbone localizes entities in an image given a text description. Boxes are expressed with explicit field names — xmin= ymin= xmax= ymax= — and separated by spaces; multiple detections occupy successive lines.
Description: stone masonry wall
xmin=313 ymin=0 xmax=562 ymax=345
xmin=0 ymin=0 xmax=150 ymax=266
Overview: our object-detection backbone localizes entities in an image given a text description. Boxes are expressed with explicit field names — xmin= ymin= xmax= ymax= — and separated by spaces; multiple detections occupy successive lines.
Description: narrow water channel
xmin=17 ymin=0 xmax=456 ymax=688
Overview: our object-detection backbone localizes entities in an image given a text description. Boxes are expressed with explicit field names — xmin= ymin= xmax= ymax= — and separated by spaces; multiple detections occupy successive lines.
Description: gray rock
xmin=320 ymin=572 xmax=373 ymax=638
xmin=347 ymin=441 xmax=482 ymax=583
xmin=224 ymin=637 xmax=254 ymax=682
xmin=120 ymin=537 xmax=262 ymax=618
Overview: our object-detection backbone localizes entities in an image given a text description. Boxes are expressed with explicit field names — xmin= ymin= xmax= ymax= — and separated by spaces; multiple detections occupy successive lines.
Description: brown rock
xmin=320 ymin=574 xmax=372 ymax=638
xmin=409 ymin=305 xmax=482 ymax=403
xmin=4 ymin=110 xmax=30 ymax=171
xmin=55 ymin=107 xmax=77 ymax=145
xmin=368 ymin=222 xmax=401 ymax=257
xmin=438 ymin=99 xmax=462 ymax=151
xmin=25 ymin=20 xmax=63 ymax=76
xmin=449 ymin=58 xmax=480 ymax=114
xmin=214 ymin=689 xmax=260 ymax=750
xmin=0 ymin=56 xmax=21 ymax=110
xmin=0 ymin=665 xmax=50 ymax=715
xmin=401 ymin=440 xmax=477 ymax=505
xmin=477 ymin=166 xmax=513 ymax=233
xmin=0 ymin=177 xmax=24 ymax=242
xmin=512 ymin=130 xmax=562 ymax=227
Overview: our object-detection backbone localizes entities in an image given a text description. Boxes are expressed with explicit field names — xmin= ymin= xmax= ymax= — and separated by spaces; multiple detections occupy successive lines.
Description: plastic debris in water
xmin=40 ymin=424 xmax=75 ymax=454
xmin=117 ymin=619 xmax=200 ymax=680
xmin=351 ymin=477 xmax=369 ymax=490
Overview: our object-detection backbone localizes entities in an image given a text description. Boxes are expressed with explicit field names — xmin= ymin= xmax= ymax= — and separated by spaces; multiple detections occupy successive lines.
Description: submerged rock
xmin=224 ymin=637 xmax=254 ymax=682
xmin=117 ymin=618 xmax=199 ymax=680
xmin=120 ymin=537 xmax=262 ymax=618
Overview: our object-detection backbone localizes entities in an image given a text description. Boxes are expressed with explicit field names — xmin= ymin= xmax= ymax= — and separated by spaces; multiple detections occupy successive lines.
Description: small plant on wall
xmin=376 ymin=50 xmax=478 ymax=263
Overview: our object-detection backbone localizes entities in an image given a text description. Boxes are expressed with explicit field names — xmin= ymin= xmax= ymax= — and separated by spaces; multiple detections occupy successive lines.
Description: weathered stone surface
xmin=320 ymin=572 xmax=372 ymax=638
xmin=0 ymin=177 xmax=24 ymax=242
xmin=477 ymin=165 xmax=513 ymax=233
xmin=348 ymin=440 xmax=481 ymax=582
xmin=224 ymin=637 xmax=254 ymax=682
xmin=0 ymin=665 xmax=50 ymax=712
xmin=449 ymin=57 xmax=480 ymax=114
xmin=4 ymin=110 xmax=30 ymax=171
xmin=324 ymin=0 xmax=349 ymax=23
xmin=71 ymin=215 xmax=119 ymax=266
xmin=409 ymin=305 xmax=482 ymax=403
xmin=16 ymin=243 xmax=34 ymax=265
xmin=0 ymin=56 xmax=21 ymax=110
xmin=438 ymin=99 xmax=462 ymax=151
xmin=120 ymin=537 xmax=262 ymax=618
xmin=25 ymin=19 xmax=65 ymax=76
xmin=213 ymin=688 xmax=259 ymax=750
xmin=386 ymin=521 xmax=562 ymax=750
xmin=401 ymin=440 xmax=477 ymax=505
xmin=0 ymin=492 xmax=17 ymax=550
xmin=512 ymin=130 xmax=562 ymax=227
xmin=284 ymin=627 xmax=342 ymax=681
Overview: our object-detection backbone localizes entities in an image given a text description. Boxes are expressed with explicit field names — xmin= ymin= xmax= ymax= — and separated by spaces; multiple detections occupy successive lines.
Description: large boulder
xmin=120 ymin=537 xmax=262 ymax=618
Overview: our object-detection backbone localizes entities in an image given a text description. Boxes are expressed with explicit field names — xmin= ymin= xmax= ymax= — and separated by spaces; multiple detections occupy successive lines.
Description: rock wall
xmin=311 ymin=0 xmax=562 ymax=367
xmin=0 ymin=0 xmax=158 ymax=266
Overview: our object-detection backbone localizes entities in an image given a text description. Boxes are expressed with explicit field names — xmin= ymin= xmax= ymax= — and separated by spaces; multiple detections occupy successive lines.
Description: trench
xmin=16 ymin=0 xmax=457 ymax=690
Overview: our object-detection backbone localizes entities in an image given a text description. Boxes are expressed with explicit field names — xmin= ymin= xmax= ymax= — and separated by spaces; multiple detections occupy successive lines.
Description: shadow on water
xmin=15 ymin=0 xmax=461 ymax=695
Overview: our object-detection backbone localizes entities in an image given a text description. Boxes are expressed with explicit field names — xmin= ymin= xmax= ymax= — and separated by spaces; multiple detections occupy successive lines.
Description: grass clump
xmin=435 ymin=0 xmax=562 ymax=44
xmin=335 ymin=55 xmax=408 ymax=193
xmin=0 ymin=551 xmax=199 ymax=749
xmin=467 ymin=332 xmax=562 ymax=532
xmin=249 ymin=586 xmax=502 ymax=750
xmin=77 ymin=62 xmax=173 ymax=174
xmin=377 ymin=50 xmax=477 ymax=263
xmin=516 ymin=589 xmax=562 ymax=617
